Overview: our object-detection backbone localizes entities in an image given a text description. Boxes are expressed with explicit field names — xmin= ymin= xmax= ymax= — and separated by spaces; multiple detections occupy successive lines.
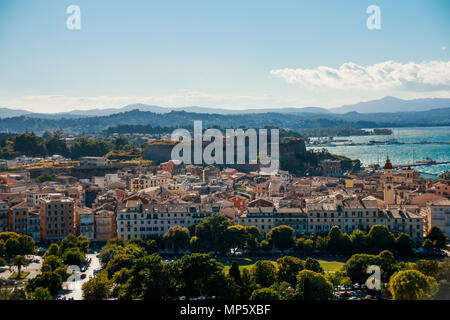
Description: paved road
xmin=60 ymin=252 xmax=101 ymax=300
xmin=0 ymin=255 xmax=42 ymax=283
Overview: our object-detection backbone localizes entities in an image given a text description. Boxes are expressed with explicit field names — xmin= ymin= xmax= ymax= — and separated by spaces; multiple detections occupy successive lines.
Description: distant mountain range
xmin=0 ymin=108 xmax=33 ymax=118
xmin=1 ymin=106 xmax=449 ymax=135
xmin=331 ymin=96 xmax=450 ymax=114
xmin=1 ymin=96 xmax=449 ymax=119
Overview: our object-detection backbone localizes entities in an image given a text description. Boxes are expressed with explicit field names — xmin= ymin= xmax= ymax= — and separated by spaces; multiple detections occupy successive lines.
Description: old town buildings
xmin=0 ymin=157 xmax=446 ymax=246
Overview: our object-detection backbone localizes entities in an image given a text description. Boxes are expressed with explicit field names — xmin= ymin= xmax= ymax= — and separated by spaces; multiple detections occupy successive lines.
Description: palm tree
xmin=12 ymin=256 xmax=28 ymax=278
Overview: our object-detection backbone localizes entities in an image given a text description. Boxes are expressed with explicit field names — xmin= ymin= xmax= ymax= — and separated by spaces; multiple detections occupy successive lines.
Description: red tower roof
xmin=384 ymin=159 xmax=393 ymax=169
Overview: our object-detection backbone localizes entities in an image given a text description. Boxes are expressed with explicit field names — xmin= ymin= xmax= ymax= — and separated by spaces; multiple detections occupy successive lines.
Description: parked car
xmin=80 ymin=273 xmax=87 ymax=279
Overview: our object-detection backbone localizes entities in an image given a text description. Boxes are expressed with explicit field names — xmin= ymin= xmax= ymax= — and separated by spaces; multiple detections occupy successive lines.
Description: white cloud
xmin=270 ymin=60 xmax=450 ymax=90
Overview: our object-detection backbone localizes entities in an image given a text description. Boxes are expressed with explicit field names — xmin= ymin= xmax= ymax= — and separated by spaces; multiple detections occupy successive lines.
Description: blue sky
xmin=0 ymin=0 xmax=449 ymax=113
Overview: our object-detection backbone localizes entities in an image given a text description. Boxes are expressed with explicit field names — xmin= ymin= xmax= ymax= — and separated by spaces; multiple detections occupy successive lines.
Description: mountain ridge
xmin=1 ymin=96 xmax=450 ymax=118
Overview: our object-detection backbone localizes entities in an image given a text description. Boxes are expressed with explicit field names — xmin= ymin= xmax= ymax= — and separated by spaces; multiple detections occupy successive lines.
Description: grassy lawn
xmin=220 ymin=258 xmax=278 ymax=273
xmin=9 ymin=272 xmax=30 ymax=280
xmin=319 ymin=260 xmax=344 ymax=272
xmin=220 ymin=257 xmax=344 ymax=273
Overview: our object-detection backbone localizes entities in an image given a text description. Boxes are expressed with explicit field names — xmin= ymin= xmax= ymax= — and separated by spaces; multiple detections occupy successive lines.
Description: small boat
xmin=415 ymin=157 xmax=436 ymax=165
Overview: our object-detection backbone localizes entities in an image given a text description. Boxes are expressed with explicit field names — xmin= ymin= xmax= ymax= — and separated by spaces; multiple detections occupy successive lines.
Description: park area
xmin=220 ymin=257 xmax=345 ymax=273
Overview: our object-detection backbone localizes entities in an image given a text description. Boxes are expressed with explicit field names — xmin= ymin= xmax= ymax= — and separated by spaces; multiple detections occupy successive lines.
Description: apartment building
xmin=94 ymin=210 xmax=116 ymax=242
xmin=9 ymin=201 xmax=40 ymax=243
xmin=379 ymin=208 xmax=423 ymax=241
xmin=239 ymin=198 xmax=424 ymax=242
xmin=433 ymin=182 xmax=449 ymax=197
xmin=40 ymin=194 xmax=75 ymax=243
xmin=26 ymin=190 xmax=53 ymax=206
xmin=307 ymin=201 xmax=345 ymax=234
xmin=76 ymin=207 xmax=94 ymax=241
xmin=116 ymin=201 xmax=220 ymax=240
xmin=130 ymin=175 xmax=171 ymax=192
xmin=238 ymin=207 xmax=307 ymax=235
xmin=0 ymin=200 xmax=8 ymax=233
xmin=422 ymin=200 xmax=450 ymax=239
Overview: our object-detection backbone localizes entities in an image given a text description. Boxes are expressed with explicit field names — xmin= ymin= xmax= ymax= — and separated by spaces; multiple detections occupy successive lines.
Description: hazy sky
xmin=0 ymin=0 xmax=449 ymax=113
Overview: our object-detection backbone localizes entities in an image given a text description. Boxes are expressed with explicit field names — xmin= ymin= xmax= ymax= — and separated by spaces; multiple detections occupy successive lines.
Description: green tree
xmin=18 ymin=235 xmax=35 ymax=255
xmin=240 ymin=268 xmax=257 ymax=299
xmin=144 ymin=239 xmax=159 ymax=254
xmin=195 ymin=214 xmax=233 ymax=254
xmin=244 ymin=226 xmax=261 ymax=252
xmin=266 ymin=225 xmax=295 ymax=253
xmin=120 ymin=254 xmax=174 ymax=300
xmin=395 ymin=233 xmax=414 ymax=255
xmin=59 ymin=234 xmax=90 ymax=254
xmin=98 ymin=244 xmax=126 ymax=267
xmin=389 ymin=270 xmax=438 ymax=300
xmin=223 ymin=225 xmax=248 ymax=254
xmin=12 ymin=255 xmax=28 ymax=278
xmin=378 ymin=250 xmax=398 ymax=282
xmin=276 ymin=256 xmax=304 ymax=286
xmin=350 ymin=229 xmax=368 ymax=253
xmin=189 ymin=236 xmax=204 ymax=253
xmin=163 ymin=226 xmax=190 ymax=253
xmin=5 ymin=237 xmax=20 ymax=258
xmin=422 ymin=239 xmax=435 ymax=252
xmin=26 ymin=271 xmax=63 ymax=295
xmin=425 ymin=227 xmax=447 ymax=249
xmin=42 ymin=255 xmax=64 ymax=271
xmin=250 ymin=287 xmax=280 ymax=300
xmin=128 ymin=238 xmax=145 ymax=248
xmin=112 ymin=268 xmax=131 ymax=285
xmin=251 ymin=260 xmax=277 ymax=288
xmin=295 ymin=270 xmax=333 ymax=300
xmin=367 ymin=225 xmax=396 ymax=253
xmin=172 ymin=253 xmax=224 ymax=299
xmin=82 ymin=271 xmax=112 ymax=300
xmin=343 ymin=253 xmax=381 ymax=284
xmin=106 ymin=254 xmax=135 ymax=278
xmin=304 ymin=257 xmax=323 ymax=273
xmin=325 ymin=270 xmax=352 ymax=287
xmin=0 ymin=239 xmax=5 ymax=257
xmin=44 ymin=243 xmax=60 ymax=258
xmin=296 ymin=238 xmax=314 ymax=254
xmin=229 ymin=261 xmax=242 ymax=286
xmin=415 ymin=260 xmax=440 ymax=279
xmin=62 ymin=247 xmax=85 ymax=267
xmin=29 ymin=287 xmax=52 ymax=300
xmin=315 ymin=235 xmax=327 ymax=251
xmin=326 ymin=226 xmax=344 ymax=252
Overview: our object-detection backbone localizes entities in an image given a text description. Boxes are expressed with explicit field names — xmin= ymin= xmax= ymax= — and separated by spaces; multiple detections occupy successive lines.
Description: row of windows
xmin=120 ymin=227 xmax=163 ymax=232
xmin=47 ymin=217 xmax=72 ymax=222
xmin=46 ymin=210 xmax=73 ymax=216
xmin=47 ymin=203 xmax=72 ymax=209
xmin=120 ymin=219 xmax=186 ymax=225
xmin=119 ymin=212 xmax=207 ymax=219
xmin=46 ymin=223 xmax=72 ymax=229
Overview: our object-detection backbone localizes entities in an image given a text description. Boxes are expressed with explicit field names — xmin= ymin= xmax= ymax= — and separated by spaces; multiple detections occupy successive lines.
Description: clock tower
xmin=383 ymin=158 xmax=395 ymax=205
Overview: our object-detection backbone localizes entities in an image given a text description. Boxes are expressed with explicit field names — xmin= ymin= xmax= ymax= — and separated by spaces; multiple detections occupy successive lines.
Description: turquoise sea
xmin=307 ymin=126 xmax=450 ymax=177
